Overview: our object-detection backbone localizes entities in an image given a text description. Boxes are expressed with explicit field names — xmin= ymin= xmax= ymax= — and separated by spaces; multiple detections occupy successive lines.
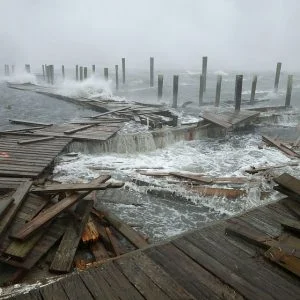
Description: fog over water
xmin=0 ymin=0 xmax=300 ymax=71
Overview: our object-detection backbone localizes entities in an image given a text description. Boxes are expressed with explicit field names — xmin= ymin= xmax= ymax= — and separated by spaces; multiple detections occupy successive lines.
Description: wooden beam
xmin=17 ymin=136 xmax=55 ymax=145
xmin=90 ymin=107 xmax=131 ymax=119
xmin=50 ymin=200 xmax=93 ymax=273
xmin=9 ymin=119 xmax=53 ymax=127
xmin=170 ymin=172 xmax=213 ymax=184
xmin=0 ymin=196 xmax=14 ymax=218
xmin=63 ymin=124 xmax=95 ymax=135
xmin=274 ymin=173 xmax=300 ymax=195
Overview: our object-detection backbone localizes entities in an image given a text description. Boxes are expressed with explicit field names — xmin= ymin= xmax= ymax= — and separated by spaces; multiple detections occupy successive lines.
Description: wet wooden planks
xmin=0 ymin=134 xmax=71 ymax=178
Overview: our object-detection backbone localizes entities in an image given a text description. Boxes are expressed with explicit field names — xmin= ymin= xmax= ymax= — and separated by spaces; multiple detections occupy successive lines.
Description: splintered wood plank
xmin=172 ymin=237 xmax=265 ymax=300
xmin=123 ymin=252 xmax=195 ymax=300
xmin=281 ymin=219 xmax=300 ymax=234
xmin=31 ymin=182 xmax=110 ymax=194
xmin=17 ymin=136 xmax=55 ymax=145
xmin=50 ymin=200 xmax=93 ymax=273
xmin=12 ymin=192 xmax=91 ymax=241
xmin=189 ymin=186 xmax=246 ymax=199
xmin=283 ymin=198 xmax=300 ymax=218
xmin=265 ymin=247 xmax=300 ymax=277
xmin=90 ymin=107 xmax=132 ymax=119
xmin=99 ymin=209 xmax=148 ymax=249
xmin=90 ymin=240 xmax=110 ymax=261
xmin=274 ymin=173 xmax=300 ymax=196
xmin=263 ymin=136 xmax=300 ymax=157
xmin=245 ymin=162 xmax=299 ymax=174
xmin=170 ymin=172 xmax=213 ymax=184
xmin=115 ymin=256 xmax=171 ymax=300
xmin=199 ymin=112 xmax=232 ymax=129
xmin=9 ymin=119 xmax=53 ymax=127
xmin=82 ymin=216 xmax=100 ymax=243
xmin=275 ymin=186 xmax=300 ymax=201
xmin=0 ymin=180 xmax=32 ymax=238
xmin=105 ymin=227 xmax=123 ymax=256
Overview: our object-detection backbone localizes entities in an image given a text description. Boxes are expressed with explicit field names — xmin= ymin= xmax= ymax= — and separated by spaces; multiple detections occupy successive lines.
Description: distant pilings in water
xmin=199 ymin=74 xmax=204 ymax=106
xmin=104 ymin=68 xmax=108 ymax=81
xmin=76 ymin=65 xmax=79 ymax=81
xmin=157 ymin=74 xmax=163 ymax=100
xmin=285 ymin=75 xmax=293 ymax=107
xmin=45 ymin=65 xmax=54 ymax=84
xmin=150 ymin=57 xmax=154 ymax=87
xmin=274 ymin=62 xmax=282 ymax=92
xmin=62 ymin=65 xmax=65 ymax=79
xmin=215 ymin=75 xmax=222 ymax=107
xmin=115 ymin=65 xmax=119 ymax=90
xmin=172 ymin=75 xmax=179 ymax=108
xmin=234 ymin=75 xmax=243 ymax=111
xmin=202 ymin=56 xmax=208 ymax=92
xmin=80 ymin=66 xmax=83 ymax=81
xmin=92 ymin=64 xmax=95 ymax=74
xmin=4 ymin=64 xmax=10 ymax=76
xmin=250 ymin=75 xmax=257 ymax=104
xmin=42 ymin=65 xmax=45 ymax=80
xmin=25 ymin=64 xmax=31 ymax=73
xmin=122 ymin=58 xmax=126 ymax=84
xmin=11 ymin=65 xmax=15 ymax=75
xmin=84 ymin=67 xmax=88 ymax=80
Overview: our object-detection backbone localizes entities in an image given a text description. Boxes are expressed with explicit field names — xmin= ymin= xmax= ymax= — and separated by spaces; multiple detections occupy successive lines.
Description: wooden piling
xmin=274 ymin=62 xmax=282 ymax=92
xmin=215 ymin=75 xmax=222 ymax=107
xmin=122 ymin=58 xmax=126 ymax=84
xmin=62 ymin=65 xmax=65 ymax=79
xmin=92 ymin=64 xmax=95 ymax=74
xmin=11 ymin=65 xmax=15 ymax=75
xmin=50 ymin=65 xmax=54 ymax=85
xmin=4 ymin=64 xmax=9 ymax=76
xmin=42 ymin=65 xmax=45 ymax=80
xmin=115 ymin=65 xmax=119 ymax=90
xmin=76 ymin=65 xmax=79 ymax=81
xmin=202 ymin=56 xmax=208 ymax=92
xmin=157 ymin=74 xmax=163 ymax=100
xmin=80 ymin=66 xmax=83 ymax=81
xmin=84 ymin=67 xmax=88 ymax=79
xmin=199 ymin=74 xmax=204 ymax=106
xmin=172 ymin=75 xmax=179 ymax=108
xmin=285 ymin=75 xmax=293 ymax=107
xmin=250 ymin=75 xmax=257 ymax=104
xmin=150 ymin=57 xmax=154 ymax=87
xmin=46 ymin=65 xmax=50 ymax=84
xmin=234 ymin=75 xmax=243 ymax=111
xmin=25 ymin=64 xmax=31 ymax=73
xmin=104 ymin=68 xmax=108 ymax=81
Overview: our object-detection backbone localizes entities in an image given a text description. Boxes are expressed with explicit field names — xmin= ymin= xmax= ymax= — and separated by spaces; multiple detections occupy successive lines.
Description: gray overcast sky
xmin=0 ymin=0 xmax=299 ymax=71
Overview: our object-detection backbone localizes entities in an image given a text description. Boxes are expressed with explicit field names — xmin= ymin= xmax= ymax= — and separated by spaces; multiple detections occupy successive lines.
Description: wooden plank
xmin=39 ymin=280 xmax=69 ymax=300
xmin=173 ymin=237 xmax=268 ymax=300
xmin=281 ymin=219 xmax=300 ymax=234
xmin=199 ymin=112 xmax=232 ymax=129
xmin=49 ymin=200 xmax=93 ymax=273
xmin=98 ymin=208 xmax=148 ymax=249
xmin=90 ymin=240 xmax=110 ymax=261
xmin=283 ymin=198 xmax=300 ymax=218
xmin=17 ymin=136 xmax=55 ymax=145
xmin=105 ymin=227 xmax=123 ymax=256
xmin=63 ymin=124 xmax=95 ymax=135
xmin=245 ymin=162 xmax=299 ymax=174
xmin=274 ymin=173 xmax=300 ymax=195
xmin=31 ymin=182 xmax=110 ymax=194
xmin=0 ymin=181 xmax=32 ymax=238
xmin=189 ymin=186 xmax=246 ymax=199
xmin=9 ymin=119 xmax=53 ymax=127
xmin=170 ymin=172 xmax=213 ymax=184
xmin=11 ymin=192 xmax=90 ymax=241
xmin=263 ymin=136 xmax=300 ymax=157
xmin=115 ymin=256 xmax=171 ymax=300
xmin=0 ymin=126 xmax=49 ymax=133
xmin=0 ymin=196 xmax=14 ymax=218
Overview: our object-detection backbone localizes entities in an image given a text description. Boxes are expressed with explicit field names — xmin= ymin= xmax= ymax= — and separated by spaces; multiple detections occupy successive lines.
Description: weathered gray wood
xmin=274 ymin=62 xmax=282 ymax=92
xmin=215 ymin=75 xmax=222 ymax=107
xmin=50 ymin=200 xmax=93 ymax=273
xmin=274 ymin=173 xmax=300 ymax=196
xmin=234 ymin=75 xmax=243 ymax=111
xmin=17 ymin=136 xmax=55 ymax=145
xmin=9 ymin=119 xmax=53 ymax=127
xmin=0 ymin=196 xmax=14 ymax=218
xmin=250 ymin=75 xmax=257 ymax=104
xmin=115 ymin=65 xmax=119 ymax=90
xmin=202 ymin=56 xmax=208 ymax=92
xmin=158 ymin=74 xmax=163 ymax=100
xmin=91 ymin=106 xmax=131 ymax=119
xmin=80 ymin=66 xmax=83 ymax=81
xmin=172 ymin=75 xmax=179 ymax=108
xmin=199 ymin=74 xmax=204 ymax=106
xmin=150 ymin=57 xmax=154 ymax=87
xmin=285 ymin=74 xmax=293 ymax=107
xmin=122 ymin=57 xmax=126 ymax=84
xmin=63 ymin=124 xmax=95 ymax=135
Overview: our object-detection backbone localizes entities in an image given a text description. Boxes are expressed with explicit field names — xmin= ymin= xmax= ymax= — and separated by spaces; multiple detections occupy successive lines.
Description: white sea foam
xmin=2 ymin=71 xmax=37 ymax=84
xmin=214 ymin=70 xmax=229 ymax=76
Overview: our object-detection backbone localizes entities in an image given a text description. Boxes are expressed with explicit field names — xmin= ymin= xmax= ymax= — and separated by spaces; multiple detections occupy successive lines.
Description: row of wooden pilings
xmin=3 ymin=59 xmax=293 ymax=109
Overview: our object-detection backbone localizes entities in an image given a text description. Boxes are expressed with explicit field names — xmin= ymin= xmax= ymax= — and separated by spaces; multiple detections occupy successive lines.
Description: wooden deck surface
xmin=0 ymin=134 xmax=71 ymax=178
xmin=8 ymin=197 xmax=300 ymax=300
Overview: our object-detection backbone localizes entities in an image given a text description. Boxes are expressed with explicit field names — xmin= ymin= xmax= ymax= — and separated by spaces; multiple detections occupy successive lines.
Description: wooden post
xmin=250 ymin=75 xmax=257 ymax=104
xmin=115 ymin=65 xmax=119 ymax=90
xmin=25 ymin=64 xmax=31 ymax=73
xmin=104 ymin=68 xmax=108 ymax=81
xmin=199 ymin=74 xmax=204 ymax=105
xmin=42 ymin=65 xmax=45 ymax=80
xmin=157 ymin=74 xmax=163 ymax=100
xmin=76 ymin=65 xmax=79 ymax=81
xmin=46 ymin=65 xmax=50 ymax=84
xmin=50 ymin=65 xmax=54 ymax=85
xmin=122 ymin=58 xmax=126 ymax=84
xmin=215 ymin=75 xmax=222 ymax=107
xmin=274 ymin=62 xmax=282 ymax=92
xmin=285 ymin=75 xmax=293 ymax=107
xmin=11 ymin=65 xmax=15 ymax=75
xmin=172 ymin=75 xmax=179 ymax=108
xmin=150 ymin=57 xmax=154 ymax=87
xmin=80 ymin=66 xmax=83 ymax=81
xmin=84 ymin=67 xmax=88 ymax=79
xmin=202 ymin=56 xmax=208 ymax=92
xmin=234 ymin=75 xmax=243 ymax=111
xmin=62 ymin=65 xmax=65 ymax=79
xmin=92 ymin=64 xmax=95 ymax=74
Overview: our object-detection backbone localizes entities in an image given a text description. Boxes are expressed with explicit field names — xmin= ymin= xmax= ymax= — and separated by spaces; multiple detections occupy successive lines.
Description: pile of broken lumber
xmin=0 ymin=175 xmax=148 ymax=286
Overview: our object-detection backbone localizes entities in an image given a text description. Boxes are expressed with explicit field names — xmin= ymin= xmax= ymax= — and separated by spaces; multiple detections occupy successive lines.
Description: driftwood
xmin=245 ymin=162 xmax=298 ymax=174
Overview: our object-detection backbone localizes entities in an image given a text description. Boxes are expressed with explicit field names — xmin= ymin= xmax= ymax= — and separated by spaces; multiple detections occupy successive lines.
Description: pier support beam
xmin=172 ymin=75 xmax=179 ymax=108
xmin=25 ymin=64 xmax=31 ymax=73
xmin=104 ymin=68 xmax=108 ymax=81
xmin=122 ymin=58 xmax=126 ymax=84
xmin=80 ymin=66 xmax=83 ymax=81
xmin=115 ymin=65 xmax=119 ymax=90
xmin=274 ymin=62 xmax=282 ymax=92
xmin=285 ymin=75 xmax=293 ymax=107
xmin=11 ymin=65 xmax=15 ymax=75
xmin=150 ymin=57 xmax=154 ymax=87
xmin=199 ymin=74 xmax=204 ymax=106
xmin=250 ymin=75 xmax=257 ymax=104
xmin=234 ymin=75 xmax=243 ymax=111
xmin=76 ymin=65 xmax=79 ymax=81
xmin=202 ymin=56 xmax=208 ymax=92
xmin=46 ymin=65 xmax=50 ymax=84
xmin=84 ymin=67 xmax=88 ymax=80
xmin=62 ymin=65 xmax=65 ymax=79
xmin=215 ymin=75 xmax=222 ymax=107
xmin=92 ymin=64 xmax=95 ymax=74
xmin=157 ymin=74 xmax=163 ymax=100
xmin=42 ymin=65 xmax=45 ymax=80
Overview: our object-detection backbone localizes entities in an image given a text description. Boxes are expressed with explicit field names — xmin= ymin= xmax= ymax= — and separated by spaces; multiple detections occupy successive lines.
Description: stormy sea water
xmin=1 ymin=67 xmax=300 ymax=242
